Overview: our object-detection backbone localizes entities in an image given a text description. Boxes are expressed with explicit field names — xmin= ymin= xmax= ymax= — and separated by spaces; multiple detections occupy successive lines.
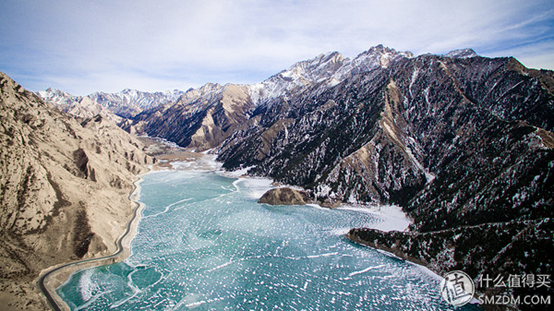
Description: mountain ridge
xmin=38 ymin=87 xmax=185 ymax=120
xmin=123 ymin=45 xmax=417 ymax=152
xmin=0 ymin=72 xmax=154 ymax=310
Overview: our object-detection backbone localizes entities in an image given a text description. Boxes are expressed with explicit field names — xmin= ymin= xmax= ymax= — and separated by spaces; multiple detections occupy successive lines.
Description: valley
xmin=0 ymin=45 xmax=552 ymax=310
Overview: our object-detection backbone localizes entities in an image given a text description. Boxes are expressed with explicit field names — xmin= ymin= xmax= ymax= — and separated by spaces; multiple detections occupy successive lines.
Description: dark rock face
xmin=258 ymin=187 xmax=311 ymax=205
xmin=72 ymin=204 xmax=94 ymax=258
xmin=218 ymin=54 xmax=554 ymax=214
xmin=73 ymin=148 xmax=90 ymax=179
xmin=346 ymin=219 xmax=554 ymax=310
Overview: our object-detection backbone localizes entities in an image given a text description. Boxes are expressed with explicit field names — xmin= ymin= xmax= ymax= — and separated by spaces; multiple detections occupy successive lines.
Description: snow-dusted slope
xmin=124 ymin=83 xmax=252 ymax=150
xmin=37 ymin=88 xmax=123 ymax=122
xmin=248 ymin=45 xmax=413 ymax=104
xmin=89 ymin=88 xmax=184 ymax=118
xmin=444 ymin=48 xmax=478 ymax=59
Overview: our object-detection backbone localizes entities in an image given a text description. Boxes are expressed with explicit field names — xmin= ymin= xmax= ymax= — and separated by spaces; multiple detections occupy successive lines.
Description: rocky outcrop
xmin=258 ymin=187 xmax=311 ymax=205
xmin=0 ymin=72 xmax=153 ymax=310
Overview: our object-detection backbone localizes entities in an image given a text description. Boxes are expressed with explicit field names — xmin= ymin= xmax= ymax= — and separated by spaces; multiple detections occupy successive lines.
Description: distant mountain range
xmin=37 ymin=45 xmax=554 ymax=309
xmin=37 ymin=87 xmax=184 ymax=120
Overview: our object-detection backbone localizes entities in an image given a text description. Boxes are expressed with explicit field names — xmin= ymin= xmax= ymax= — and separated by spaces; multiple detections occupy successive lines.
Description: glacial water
xmin=57 ymin=170 xmax=479 ymax=310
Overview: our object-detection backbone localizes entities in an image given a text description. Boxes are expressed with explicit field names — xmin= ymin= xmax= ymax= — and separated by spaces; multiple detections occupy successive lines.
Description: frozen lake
xmin=57 ymin=170 xmax=479 ymax=310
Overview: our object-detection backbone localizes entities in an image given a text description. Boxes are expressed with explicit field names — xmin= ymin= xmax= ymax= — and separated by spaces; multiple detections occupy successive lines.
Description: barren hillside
xmin=0 ymin=72 xmax=153 ymax=310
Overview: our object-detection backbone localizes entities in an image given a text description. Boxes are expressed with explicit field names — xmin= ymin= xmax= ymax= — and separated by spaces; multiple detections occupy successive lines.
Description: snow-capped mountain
xmin=37 ymin=88 xmax=123 ymax=122
xmin=126 ymin=45 xmax=416 ymax=150
xmin=42 ymin=45 xmax=412 ymax=128
xmin=127 ymin=44 xmax=554 ymax=210
xmin=88 ymin=88 xmax=184 ymax=118
xmin=38 ymin=88 xmax=184 ymax=119
xmin=123 ymin=82 xmax=253 ymax=150
xmin=444 ymin=48 xmax=478 ymax=58
xmin=248 ymin=45 xmax=413 ymax=104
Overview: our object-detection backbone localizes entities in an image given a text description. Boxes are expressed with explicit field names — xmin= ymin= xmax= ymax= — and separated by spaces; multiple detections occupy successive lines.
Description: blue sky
xmin=1 ymin=0 xmax=553 ymax=95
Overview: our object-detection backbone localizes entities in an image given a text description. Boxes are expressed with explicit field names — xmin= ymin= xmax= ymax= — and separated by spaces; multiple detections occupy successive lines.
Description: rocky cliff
xmin=0 ymin=72 xmax=153 ymax=310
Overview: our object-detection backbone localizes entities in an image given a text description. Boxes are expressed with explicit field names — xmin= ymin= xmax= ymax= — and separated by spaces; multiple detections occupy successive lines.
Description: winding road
xmin=37 ymin=180 xmax=144 ymax=311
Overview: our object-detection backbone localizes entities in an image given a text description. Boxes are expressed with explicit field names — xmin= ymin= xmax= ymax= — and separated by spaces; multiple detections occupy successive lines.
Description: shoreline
xmin=34 ymin=147 xmax=215 ymax=310
xmin=36 ymin=172 xmax=149 ymax=311
xmin=346 ymin=234 xmax=483 ymax=307
xmin=37 ymin=151 xmax=423 ymax=310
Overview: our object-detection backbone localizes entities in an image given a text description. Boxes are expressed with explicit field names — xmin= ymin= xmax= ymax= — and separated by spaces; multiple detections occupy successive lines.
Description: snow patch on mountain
xmin=248 ymin=45 xmax=414 ymax=105
xmin=444 ymin=48 xmax=478 ymax=59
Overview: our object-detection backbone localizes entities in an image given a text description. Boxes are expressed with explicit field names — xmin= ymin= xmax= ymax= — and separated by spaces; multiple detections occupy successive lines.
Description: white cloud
xmin=1 ymin=0 xmax=553 ymax=95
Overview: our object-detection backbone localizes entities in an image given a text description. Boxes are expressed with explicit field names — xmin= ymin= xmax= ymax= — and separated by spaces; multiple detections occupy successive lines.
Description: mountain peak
xmin=360 ymin=45 xmax=414 ymax=58
xmin=445 ymin=48 xmax=478 ymax=59
xmin=366 ymin=44 xmax=391 ymax=54
xmin=343 ymin=45 xmax=413 ymax=73
xmin=285 ymin=51 xmax=345 ymax=74
xmin=314 ymin=51 xmax=345 ymax=64
xmin=249 ymin=46 xmax=416 ymax=104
